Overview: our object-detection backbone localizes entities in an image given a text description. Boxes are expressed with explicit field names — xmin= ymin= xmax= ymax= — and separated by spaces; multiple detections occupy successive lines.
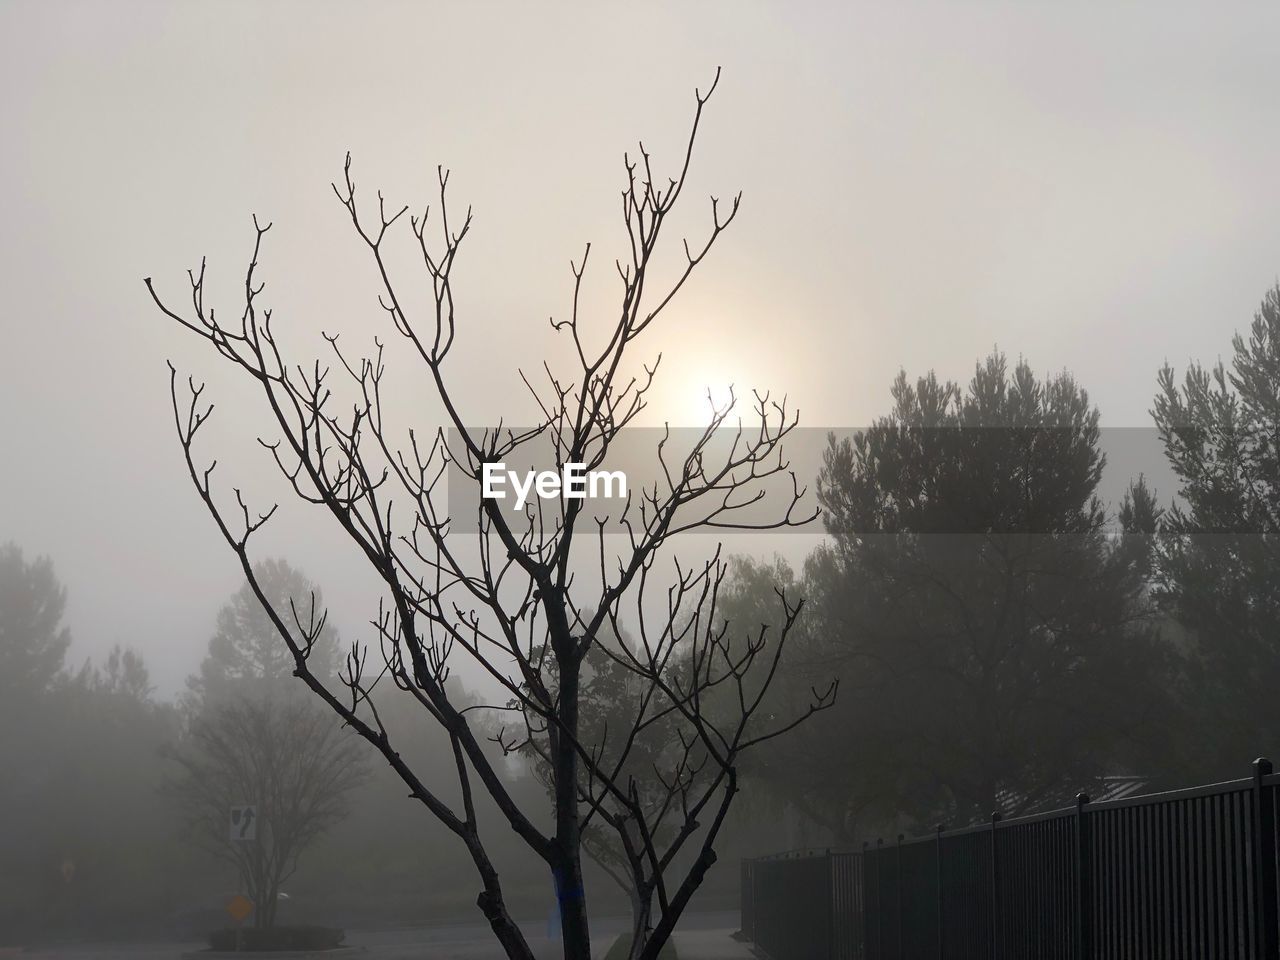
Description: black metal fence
xmin=741 ymin=759 xmax=1280 ymax=960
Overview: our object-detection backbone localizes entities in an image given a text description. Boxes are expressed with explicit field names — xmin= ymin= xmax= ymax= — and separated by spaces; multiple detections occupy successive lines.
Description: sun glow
xmin=644 ymin=328 xmax=752 ymax=427
xmin=660 ymin=361 xmax=738 ymax=427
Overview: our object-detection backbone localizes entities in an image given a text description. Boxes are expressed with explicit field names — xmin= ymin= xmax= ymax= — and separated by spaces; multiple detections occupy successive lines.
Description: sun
xmin=658 ymin=359 xmax=738 ymax=427
xmin=685 ymin=379 xmax=737 ymax=426
xmin=642 ymin=326 xmax=751 ymax=427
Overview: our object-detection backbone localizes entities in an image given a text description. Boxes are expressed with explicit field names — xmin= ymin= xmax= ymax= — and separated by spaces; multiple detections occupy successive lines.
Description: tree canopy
xmin=0 ymin=542 xmax=72 ymax=701
xmin=730 ymin=352 xmax=1173 ymax=831
xmin=1151 ymin=283 xmax=1280 ymax=777
xmin=184 ymin=558 xmax=341 ymax=711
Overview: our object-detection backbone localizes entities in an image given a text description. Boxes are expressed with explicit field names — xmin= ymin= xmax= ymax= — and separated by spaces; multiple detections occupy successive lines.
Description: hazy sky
xmin=3 ymin=1 xmax=1278 ymax=693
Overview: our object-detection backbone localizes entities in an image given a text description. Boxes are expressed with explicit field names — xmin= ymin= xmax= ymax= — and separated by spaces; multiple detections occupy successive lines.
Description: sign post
xmin=226 ymin=893 xmax=253 ymax=951
xmin=227 ymin=805 xmax=257 ymax=951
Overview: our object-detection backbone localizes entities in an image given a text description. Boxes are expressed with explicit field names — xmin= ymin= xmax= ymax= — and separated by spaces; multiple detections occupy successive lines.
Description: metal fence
xmin=741 ymin=759 xmax=1280 ymax=960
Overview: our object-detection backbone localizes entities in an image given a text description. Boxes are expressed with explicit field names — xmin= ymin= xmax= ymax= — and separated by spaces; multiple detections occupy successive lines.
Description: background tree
xmin=710 ymin=554 xmax=872 ymax=843
xmin=170 ymin=564 xmax=364 ymax=929
xmin=49 ymin=647 xmax=180 ymax=934
xmin=147 ymin=72 xmax=827 ymax=960
xmin=184 ymin=558 xmax=341 ymax=711
xmin=0 ymin=544 xmax=74 ymax=935
xmin=0 ymin=545 xmax=181 ymax=941
xmin=167 ymin=696 xmax=368 ymax=928
xmin=0 ymin=542 xmax=72 ymax=702
xmin=738 ymin=353 xmax=1171 ymax=831
xmin=1151 ymin=282 xmax=1280 ymax=778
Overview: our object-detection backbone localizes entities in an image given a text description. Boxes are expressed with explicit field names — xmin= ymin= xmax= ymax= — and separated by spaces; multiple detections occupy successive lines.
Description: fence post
xmin=1075 ymin=792 xmax=1092 ymax=960
xmin=1255 ymin=758 xmax=1278 ymax=960
xmin=936 ymin=823 xmax=945 ymax=960
xmin=990 ymin=811 xmax=1001 ymax=960
xmin=753 ymin=857 xmax=761 ymax=944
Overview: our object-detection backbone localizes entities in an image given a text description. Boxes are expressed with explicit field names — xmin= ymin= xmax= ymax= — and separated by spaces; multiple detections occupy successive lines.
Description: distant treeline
xmin=717 ymin=283 xmax=1280 ymax=845
xmin=0 ymin=552 xmax=690 ymax=943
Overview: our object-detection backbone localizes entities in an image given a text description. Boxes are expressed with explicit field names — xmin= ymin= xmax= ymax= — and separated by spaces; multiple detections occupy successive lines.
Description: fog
xmin=2 ymin=1 xmax=1276 ymax=691
xmin=4 ymin=2 xmax=1280 ymax=956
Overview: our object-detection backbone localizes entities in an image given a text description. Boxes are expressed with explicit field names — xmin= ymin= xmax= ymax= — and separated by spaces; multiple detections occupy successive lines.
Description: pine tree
xmin=1152 ymin=284 xmax=1280 ymax=777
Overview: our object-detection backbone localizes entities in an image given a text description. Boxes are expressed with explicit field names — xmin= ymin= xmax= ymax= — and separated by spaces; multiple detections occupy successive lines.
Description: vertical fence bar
xmin=1255 ymin=758 xmax=1278 ymax=960
xmin=1076 ymin=792 xmax=1092 ymax=960
xmin=864 ymin=841 xmax=874 ymax=960
xmin=937 ymin=824 xmax=945 ymax=960
xmin=877 ymin=838 xmax=885 ymax=960
xmin=829 ymin=849 xmax=839 ymax=960
xmin=991 ymin=811 xmax=1002 ymax=960
xmin=897 ymin=834 xmax=905 ymax=960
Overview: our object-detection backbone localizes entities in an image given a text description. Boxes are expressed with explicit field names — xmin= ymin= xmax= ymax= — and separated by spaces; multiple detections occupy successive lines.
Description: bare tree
xmin=146 ymin=71 xmax=832 ymax=960
xmin=168 ymin=696 xmax=369 ymax=928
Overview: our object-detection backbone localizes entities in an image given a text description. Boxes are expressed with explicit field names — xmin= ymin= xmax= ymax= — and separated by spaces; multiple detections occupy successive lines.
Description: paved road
xmin=7 ymin=911 xmax=753 ymax=960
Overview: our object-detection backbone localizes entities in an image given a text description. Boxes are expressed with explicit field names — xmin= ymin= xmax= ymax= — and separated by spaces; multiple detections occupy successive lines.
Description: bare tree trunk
xmin=627 ymin=886 xmax=652 ymax=960
xmin=246 ymin=857 xmax=279 ymax=928
xmin=469 ymin=829 xmax=537 ymax=960
xmin=551 ymin=642 xmax=591 ymax=958
xmin=246 ymin=861 xmax=264 ymax=929
xmin=477 ymin=889 xmax=537 ymax=960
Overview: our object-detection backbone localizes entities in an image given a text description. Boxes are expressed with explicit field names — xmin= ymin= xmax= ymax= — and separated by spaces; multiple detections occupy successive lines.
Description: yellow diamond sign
xmin=226 ymin=894 xmax=253 ymax=924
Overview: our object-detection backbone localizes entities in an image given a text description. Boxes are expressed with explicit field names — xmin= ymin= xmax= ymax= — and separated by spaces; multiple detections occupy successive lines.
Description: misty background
xmin=4 ymin=1 xmax=1280 ymax=952
xmin=3 ymin=1 xmax=1278 ymax=694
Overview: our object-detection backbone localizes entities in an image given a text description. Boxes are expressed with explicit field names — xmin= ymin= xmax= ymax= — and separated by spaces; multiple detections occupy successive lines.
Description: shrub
xmin=208 ymin=925 xmax=345 ymax=952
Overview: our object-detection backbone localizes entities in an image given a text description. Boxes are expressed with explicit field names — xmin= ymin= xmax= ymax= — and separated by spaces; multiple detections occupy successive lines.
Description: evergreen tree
xmin=755 ymin=352 xmax=1171 ymax=829
xmin=185 ymin=559 xmax=341 ymax=710
xmin=1151 ymin=283 xmax=1280 ymax=777
xmin=0 ymin=542 xmax=72 ymax=701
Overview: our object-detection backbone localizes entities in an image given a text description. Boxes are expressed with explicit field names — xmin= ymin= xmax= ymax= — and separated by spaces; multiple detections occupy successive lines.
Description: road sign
xmin=226 ymin=894 xmax=253 ymax=924
xmin=229 ymin=804 xmax=257 ymax=841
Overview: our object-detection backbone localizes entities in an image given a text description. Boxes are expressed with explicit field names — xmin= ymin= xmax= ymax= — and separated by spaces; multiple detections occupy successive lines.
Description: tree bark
xmin=551 ymin=642 xmax=592 ymax=958
xmin=626 ymin=885 xmax=652 ymax=960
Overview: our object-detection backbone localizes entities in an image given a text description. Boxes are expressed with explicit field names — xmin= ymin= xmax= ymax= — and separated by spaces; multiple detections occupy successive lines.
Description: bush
xmin=603 ymin=933 xmax=678 ymax=960
xmin=208 ymin=925 xmax=345 ymax=952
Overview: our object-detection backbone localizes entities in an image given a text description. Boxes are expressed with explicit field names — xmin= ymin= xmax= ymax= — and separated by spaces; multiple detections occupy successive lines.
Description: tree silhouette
xmin=0 ymin=542 xmax=72 ymax=702
xmin=1151 ymin=282 xmax=1280 ymax=777
xmin=145 ymin=71 xmax=828 ymax=960
xmin=768 ymin=353 xmax=1171 ymax=828
xmin=184 ymin=559 xmax=341 ymax=712
xmin=0 ymin=547 xmax=175 ymax=943
xmin=167 ymin=696 xmax=368 ymax=928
